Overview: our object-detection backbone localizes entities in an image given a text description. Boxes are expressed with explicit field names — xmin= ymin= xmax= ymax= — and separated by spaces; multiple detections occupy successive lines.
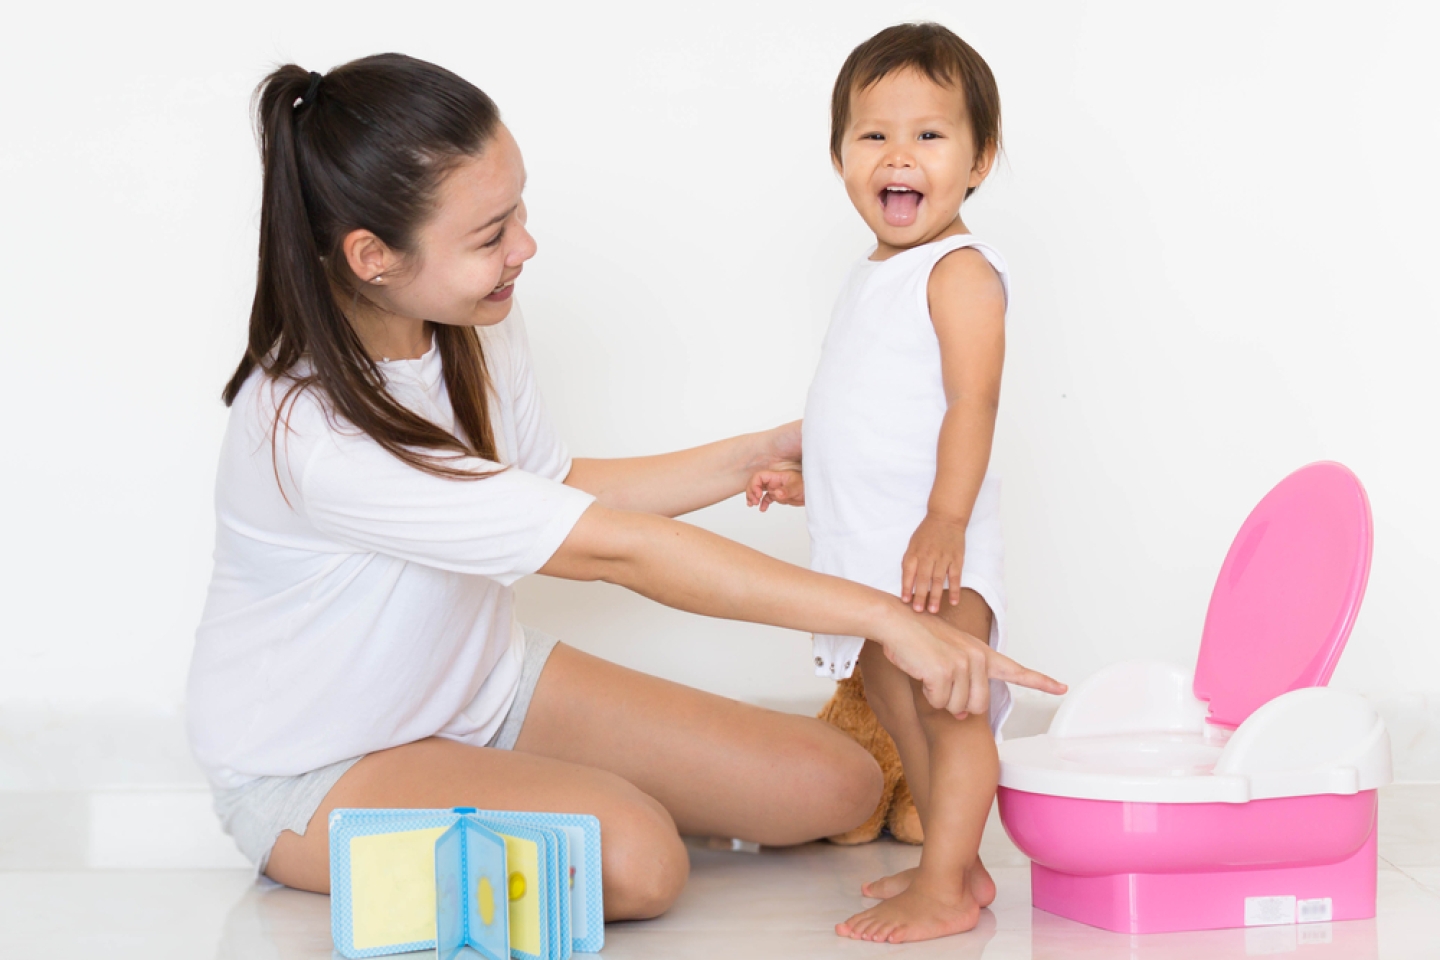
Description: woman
xmin=187 ymin=53 xmax=1063 ymax=919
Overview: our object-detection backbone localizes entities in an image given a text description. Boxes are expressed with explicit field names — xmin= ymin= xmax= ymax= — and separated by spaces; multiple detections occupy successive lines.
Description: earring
xmin=370 ymin=274 xmax=384 ymax=284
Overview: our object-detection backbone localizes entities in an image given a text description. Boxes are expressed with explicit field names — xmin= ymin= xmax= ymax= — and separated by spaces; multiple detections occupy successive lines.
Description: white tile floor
xmin=1 ymin=784 xmax=1436 ymax=959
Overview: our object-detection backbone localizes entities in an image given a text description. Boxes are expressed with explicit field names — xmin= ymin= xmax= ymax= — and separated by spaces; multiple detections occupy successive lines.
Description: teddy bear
xmin=817 ymin=672 xmax=923 ymax=845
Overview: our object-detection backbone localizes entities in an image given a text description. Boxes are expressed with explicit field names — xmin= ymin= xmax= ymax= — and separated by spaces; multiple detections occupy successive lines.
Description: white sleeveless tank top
xmin=803 ymin=234 xmax=1011 ymax=732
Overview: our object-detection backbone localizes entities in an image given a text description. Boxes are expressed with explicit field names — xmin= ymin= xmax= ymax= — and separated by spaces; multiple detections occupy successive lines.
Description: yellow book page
xmin=349 ymin=827 xmax=447 ymax=949
xmin=503 ymin=835 xmax=541 ymax=955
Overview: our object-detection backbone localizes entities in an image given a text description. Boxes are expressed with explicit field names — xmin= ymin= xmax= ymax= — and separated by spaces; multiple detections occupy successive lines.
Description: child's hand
xmin=746 ymin=470 xmax=805 ymax=512
xmin=901 ymin=512 xmax=967 ymax=613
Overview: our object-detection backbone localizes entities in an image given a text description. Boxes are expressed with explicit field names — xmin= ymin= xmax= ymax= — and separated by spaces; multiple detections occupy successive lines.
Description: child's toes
xmin=850 ymin=911 xmax=881 ymax=940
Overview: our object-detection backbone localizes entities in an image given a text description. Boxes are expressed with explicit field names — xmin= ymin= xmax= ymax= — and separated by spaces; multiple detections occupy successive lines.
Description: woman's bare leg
xmin=265 ymin=641 xmax=883 ymax=920
xmin=515 ymin=643 xmax=885 ymax=845
xmin=265 ymin=737 xmax=690 ymax=920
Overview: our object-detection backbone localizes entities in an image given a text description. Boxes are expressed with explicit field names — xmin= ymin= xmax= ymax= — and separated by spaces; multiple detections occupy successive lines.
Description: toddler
xmin=749 ymin=22 xmax=1012 ymax=942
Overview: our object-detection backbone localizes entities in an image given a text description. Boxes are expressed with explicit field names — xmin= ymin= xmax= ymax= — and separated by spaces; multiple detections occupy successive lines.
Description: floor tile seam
xmin=607 ymin=922 xmax=858 ymax=934
xmin=0 ymin=867 xmax=253 ymax=877
xmin=1385 ymin=862 xmax=1440 ymax=898
xmin=0 ymin=783 xmax=212 ymax=792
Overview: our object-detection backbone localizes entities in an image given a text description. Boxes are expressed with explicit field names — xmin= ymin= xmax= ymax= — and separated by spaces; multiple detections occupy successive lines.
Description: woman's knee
xmin=809 ymin=722 xmax=885 ymax=835
xmin=600 ymin=788 xmax=690 ymax=920
xmin=750 ymin=717 xmax=883 ymax=845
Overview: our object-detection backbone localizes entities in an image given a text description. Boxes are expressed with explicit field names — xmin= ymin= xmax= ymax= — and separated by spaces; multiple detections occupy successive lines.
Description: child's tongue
xmin=882 ymin=190 xmax=921 ymax=227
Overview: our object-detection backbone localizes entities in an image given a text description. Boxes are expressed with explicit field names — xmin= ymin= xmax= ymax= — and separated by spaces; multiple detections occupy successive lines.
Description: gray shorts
xmin=212 ymin=627 xmax=560 ymax=875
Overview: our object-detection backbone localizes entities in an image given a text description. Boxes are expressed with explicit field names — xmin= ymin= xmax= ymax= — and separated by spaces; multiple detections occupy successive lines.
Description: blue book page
xmin=534 ymin=828 xmax=561 ymax=960
xmin=557 ymin=825 xmax=599 ymax=952
xmin=553 ymin=831 xmax=571 ymax=960
xmin=461 ymin=820 xmax=510 ymax=960
xmin=533 ymin=825 xmax=566 ymax=960
xmin=469 ymin=818 xmax=552 ymax=960
xmin=328 ymin=809 xmax=460 ymax=958
xmin=462 ymin=810 xmax=604 ymax=954
xmin=435 ymin=823 xmax=467 ymax=960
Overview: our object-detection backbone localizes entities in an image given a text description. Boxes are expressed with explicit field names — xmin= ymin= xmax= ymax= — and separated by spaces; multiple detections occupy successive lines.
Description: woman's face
xmin=382 ymin=123 xmax=537 ymax=328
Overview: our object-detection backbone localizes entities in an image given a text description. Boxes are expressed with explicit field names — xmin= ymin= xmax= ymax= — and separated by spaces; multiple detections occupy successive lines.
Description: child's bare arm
xmin=902 ymin=248 xmax=1006 ymax=613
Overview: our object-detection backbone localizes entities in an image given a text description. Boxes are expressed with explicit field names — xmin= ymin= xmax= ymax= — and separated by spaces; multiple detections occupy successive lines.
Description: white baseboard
xmin=3 ymin=691 xmax=1436 ymax=794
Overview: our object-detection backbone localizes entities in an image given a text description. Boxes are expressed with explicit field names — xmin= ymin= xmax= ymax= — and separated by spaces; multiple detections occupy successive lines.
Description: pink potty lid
xmin=1194 ymin=462 xmax=1374 ymax=728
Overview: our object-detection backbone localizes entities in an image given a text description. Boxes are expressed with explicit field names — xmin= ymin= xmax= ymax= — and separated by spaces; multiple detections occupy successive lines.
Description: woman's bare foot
xmin=836 ymin=876 xmax=981 ymax=943
xmin=861 ymin=857 xmax=995 ymax=907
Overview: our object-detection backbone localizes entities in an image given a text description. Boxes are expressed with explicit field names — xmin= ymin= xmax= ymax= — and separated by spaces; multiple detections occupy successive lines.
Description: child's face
xmin=835 ymin=70 xmax=993 ymax=254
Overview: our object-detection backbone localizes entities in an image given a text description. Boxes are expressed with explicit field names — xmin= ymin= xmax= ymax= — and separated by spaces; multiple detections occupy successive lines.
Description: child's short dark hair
xmin=830 ymin=22 xmax=1002 ymax=177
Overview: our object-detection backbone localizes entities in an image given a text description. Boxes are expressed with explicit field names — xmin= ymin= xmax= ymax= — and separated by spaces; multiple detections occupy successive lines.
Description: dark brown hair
xmin=226 ymin=54 xmax=504 ymax=481
xmin=830 ymin=22 xmax=1002 ymax=197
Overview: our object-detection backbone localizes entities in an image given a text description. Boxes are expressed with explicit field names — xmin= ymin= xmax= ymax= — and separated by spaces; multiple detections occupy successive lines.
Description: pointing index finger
xmin=988 ymin=651 xmax=1067 ymax=696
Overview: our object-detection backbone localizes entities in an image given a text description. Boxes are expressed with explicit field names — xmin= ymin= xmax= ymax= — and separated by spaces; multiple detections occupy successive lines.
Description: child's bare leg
xmin=858 ymin=590 xmax=997 ymax=903
xmin=854 ymin=638 xmax=931 ymax=897
xmin=841 ymin=591 xmax=999 ymax=941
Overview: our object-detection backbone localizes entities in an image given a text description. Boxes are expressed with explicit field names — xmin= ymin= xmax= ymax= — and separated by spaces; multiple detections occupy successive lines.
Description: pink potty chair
xmin=997 ymin=462 xmax=1390 ymax=934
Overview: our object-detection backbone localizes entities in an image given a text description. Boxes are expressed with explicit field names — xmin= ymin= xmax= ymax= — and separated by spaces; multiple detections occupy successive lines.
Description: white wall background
xmin=3 ymin=1 xmax=1437 ymax=777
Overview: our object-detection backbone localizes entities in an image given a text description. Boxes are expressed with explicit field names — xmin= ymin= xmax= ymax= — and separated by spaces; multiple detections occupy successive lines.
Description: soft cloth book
xmin=329 ymin=807 xmax=604 ymax=959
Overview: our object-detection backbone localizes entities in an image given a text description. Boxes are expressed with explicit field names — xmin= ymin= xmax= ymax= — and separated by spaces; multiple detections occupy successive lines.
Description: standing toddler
xmin=750 ymin=22 xmax=1013 ymax=942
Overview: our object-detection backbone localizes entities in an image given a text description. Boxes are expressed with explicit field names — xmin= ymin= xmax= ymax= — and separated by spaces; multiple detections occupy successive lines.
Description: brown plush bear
xmin=817 ymin=672 xmax=923 ymax=845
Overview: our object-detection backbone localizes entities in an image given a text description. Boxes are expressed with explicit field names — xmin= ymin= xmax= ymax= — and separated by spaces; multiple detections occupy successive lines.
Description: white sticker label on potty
xmin=1244 ymin=895 xmax=1297 ymax=926
xmin=1298 ymin=898 xmax=1333 ymax=923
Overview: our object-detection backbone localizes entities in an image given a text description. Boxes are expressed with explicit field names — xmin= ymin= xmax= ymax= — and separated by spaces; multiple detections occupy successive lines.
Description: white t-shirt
xmin=186 ymin=304 xmax=595 ymax=790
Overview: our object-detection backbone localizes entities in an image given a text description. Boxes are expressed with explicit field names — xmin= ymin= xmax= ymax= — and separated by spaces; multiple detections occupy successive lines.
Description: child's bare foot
xmin=836 ymin=878 xmax=981 ymax=943
xmin=860 ymin=866 xmax=916 ymax=900
xmin=969 ymin=858 xmax=996 ymax=908
xmin=861 ymin=857 xmax=995 ymax=907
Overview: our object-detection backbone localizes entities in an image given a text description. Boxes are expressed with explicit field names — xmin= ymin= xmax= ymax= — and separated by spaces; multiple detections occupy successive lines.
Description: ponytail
xmin=227 ymin=55 xmax=502 ymax=480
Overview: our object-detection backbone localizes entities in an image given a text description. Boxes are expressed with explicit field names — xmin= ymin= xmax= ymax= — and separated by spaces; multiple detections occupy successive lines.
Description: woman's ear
xmin=968 ymin=141 xmax=999 ymax=190
xmin=342 ymin=229 xmax=396 ymax=284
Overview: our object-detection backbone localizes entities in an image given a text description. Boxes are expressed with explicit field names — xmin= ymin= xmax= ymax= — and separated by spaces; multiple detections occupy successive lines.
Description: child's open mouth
xmin=879 ymin=185 xmax=922 ymax=227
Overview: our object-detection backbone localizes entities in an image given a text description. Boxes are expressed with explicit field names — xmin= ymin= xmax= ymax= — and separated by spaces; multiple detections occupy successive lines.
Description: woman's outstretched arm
xmin=538 ymin=502 xmax=1066 ymax=718
xmin=563 ymin=421 xmax=801 ymax=518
